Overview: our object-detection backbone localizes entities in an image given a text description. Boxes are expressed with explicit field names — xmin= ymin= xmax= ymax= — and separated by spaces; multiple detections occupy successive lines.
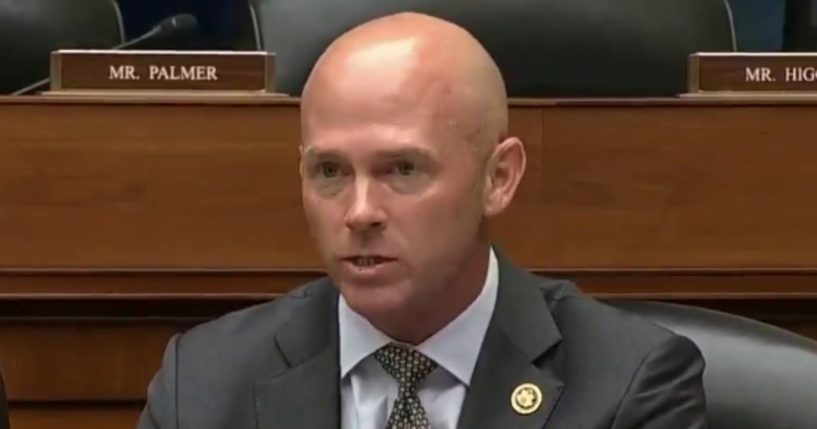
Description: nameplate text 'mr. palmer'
xmin=688 ymin=52 xmax=817 ymax=94
xmin=50 ymin=50 xmax=276 ymax=93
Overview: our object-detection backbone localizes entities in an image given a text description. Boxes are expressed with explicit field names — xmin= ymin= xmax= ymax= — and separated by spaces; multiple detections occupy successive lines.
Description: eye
xmin=319 ymin=162 xmax=342 ymax=178
xmin=392 ymin=161 xmax=415 ymax=176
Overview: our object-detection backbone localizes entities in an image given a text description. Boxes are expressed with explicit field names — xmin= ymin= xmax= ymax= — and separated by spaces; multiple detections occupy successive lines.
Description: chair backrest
xmin=0 ymin=0 xmax=124 ymax=94
xmin=247 ymin=0 xmax=735 ymax=97
xmin=230 ymin=0 xmax=262 ymax=50
xmin=610 ymin=300 xmax=817 ymax=429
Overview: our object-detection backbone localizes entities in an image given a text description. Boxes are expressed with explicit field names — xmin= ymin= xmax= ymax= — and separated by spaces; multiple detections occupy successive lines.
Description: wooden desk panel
xmin=9 ymin=403 xmax=141 ymax=429
xmin=0 ymin=293 xmax=815 ymax=404
xmin=0 ymin=321 xmax=179 ymax=401
xmin=2 ymin=96 xmax=817 ymax=424
xmin=0 ymin=102 xmax=309 ymax=268
xmin=526 ymin=104 xmax=817 ymax=269
xmin=2 ymin=98 xmax=817 ymax=277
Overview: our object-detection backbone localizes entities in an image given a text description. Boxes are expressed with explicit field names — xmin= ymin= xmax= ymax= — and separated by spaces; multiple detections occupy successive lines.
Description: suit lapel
xmin=457 ymin=252 xmax=564 ymax=429
xmin=254 ymin=281 xmax=341 ymax=429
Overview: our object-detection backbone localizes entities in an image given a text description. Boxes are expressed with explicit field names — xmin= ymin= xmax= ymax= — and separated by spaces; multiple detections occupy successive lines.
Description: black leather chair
xmin=229 ymin=0 xmax=262 ymax=50
xmin=611 ymin=301 xmax=817 ymax=429
xmin=0 ymin=0 xmax=124 ymax=94
xmin=0 ymin=368 xmax=8 ymax=429
xmin=246 ymin=0 xmax=736 ymax=97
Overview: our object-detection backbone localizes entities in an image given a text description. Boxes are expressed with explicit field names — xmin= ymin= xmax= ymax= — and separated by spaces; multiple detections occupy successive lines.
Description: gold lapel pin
xmin=511 ymin=383 xmax=543 ymax=415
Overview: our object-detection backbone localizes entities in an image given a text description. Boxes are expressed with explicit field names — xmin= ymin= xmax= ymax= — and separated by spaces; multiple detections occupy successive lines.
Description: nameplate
xmin=688 ymin=52 xmax=817 ymax=94
xmin=50 ymin=50 xmax=276 ymax=93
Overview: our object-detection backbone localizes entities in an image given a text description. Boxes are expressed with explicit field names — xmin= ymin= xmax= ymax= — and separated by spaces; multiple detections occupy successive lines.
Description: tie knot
xmin=374 ymin=344 xmax=437 ymax=389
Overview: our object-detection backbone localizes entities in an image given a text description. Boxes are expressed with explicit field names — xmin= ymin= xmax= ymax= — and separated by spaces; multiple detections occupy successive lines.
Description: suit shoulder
xmin=176 ymin=278 xmax=333 ymax=358
xmin=147 ymin=279 xmax=336 ymax=428
xmin=535 ymin=275 xmax=679 ymax=350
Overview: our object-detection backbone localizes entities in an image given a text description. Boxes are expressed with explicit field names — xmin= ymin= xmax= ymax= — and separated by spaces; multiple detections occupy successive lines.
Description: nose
xmin=344 ymin=178 xmax=386 ymax=232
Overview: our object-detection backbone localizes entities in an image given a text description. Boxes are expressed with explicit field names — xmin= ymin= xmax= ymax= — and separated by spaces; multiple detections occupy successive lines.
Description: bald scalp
xmin=301 ymin=12 xmax=508 ymax=160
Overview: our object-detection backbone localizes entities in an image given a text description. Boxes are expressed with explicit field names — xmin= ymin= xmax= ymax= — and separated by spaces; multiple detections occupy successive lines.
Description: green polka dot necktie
xmin=374 ymin=344 xmax=438 ymax=429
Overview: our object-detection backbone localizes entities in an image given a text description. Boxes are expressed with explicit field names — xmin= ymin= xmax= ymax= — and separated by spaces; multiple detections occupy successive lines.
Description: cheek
xmin=302 ymin=192 xmax=341 ymax=235
xmin=397 ymin=181 xmax=483 ymax=248
xmin=393 ymin=193 xmax=481 ymax=293
xmin=301 ymin=192 xmax=318 ymax=225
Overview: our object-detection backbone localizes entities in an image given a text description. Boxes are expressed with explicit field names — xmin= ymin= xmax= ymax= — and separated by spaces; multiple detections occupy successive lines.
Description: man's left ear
xmin=483 ymin=136 xmax=526 ymax=217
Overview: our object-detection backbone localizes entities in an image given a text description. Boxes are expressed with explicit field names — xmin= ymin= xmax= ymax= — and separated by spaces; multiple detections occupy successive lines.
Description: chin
xmin=338 ymin=278 xmax=415 ymax=320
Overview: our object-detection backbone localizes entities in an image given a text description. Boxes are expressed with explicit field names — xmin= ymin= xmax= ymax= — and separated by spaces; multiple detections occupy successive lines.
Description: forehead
xmin=302 ymin=123 xmax=442 ymax=163
xmin=301 ymin=55 xmax=478 ymax=157
xmin=302 ymin=95 xmax=461 ymax=154
xmin=305 ymin=73 xmax=446 ymax=128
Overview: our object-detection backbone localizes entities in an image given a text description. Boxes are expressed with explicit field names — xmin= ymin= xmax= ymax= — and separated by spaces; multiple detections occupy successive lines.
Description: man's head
xmin=300 ymin=12 xmax=526 ymax=341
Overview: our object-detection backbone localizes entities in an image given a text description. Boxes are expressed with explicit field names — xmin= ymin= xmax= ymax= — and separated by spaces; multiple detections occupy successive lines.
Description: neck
xmin=374 ymin=240 xmax=492 ymax=344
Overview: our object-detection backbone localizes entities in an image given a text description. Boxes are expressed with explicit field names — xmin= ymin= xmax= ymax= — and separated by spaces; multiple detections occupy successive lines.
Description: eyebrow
xmin=302 ymin=147 xmax=436 ymax=163
xmin=301 ymin=147 xmax=342 ymax=163
xmin=372 ymin=147 xmax=435 ymax=162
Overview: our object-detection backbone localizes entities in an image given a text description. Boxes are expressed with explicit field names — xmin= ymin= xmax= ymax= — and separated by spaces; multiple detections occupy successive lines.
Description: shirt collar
xmin=339 ymin=247 xmax=499 ymax=386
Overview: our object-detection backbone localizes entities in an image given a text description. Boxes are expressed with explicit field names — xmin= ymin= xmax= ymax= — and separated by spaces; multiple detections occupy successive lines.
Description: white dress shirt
xmin=339 ymin=248 xmax=499 ymax=429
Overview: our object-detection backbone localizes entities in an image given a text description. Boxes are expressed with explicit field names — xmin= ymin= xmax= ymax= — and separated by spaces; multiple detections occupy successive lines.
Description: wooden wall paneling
xmin=2 ymin=96 xmax=817 ymax=426
xmin=0 ymin=101 xmax=314 ymax=268
xmin=501 ymin=104 xmax=817 ymax=269
xmin=3 ymin=99 xmax=817 ymax=275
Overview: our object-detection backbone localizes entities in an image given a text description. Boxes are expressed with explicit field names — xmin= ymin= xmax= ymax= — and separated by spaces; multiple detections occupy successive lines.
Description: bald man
xmin=138 ymin=13 xmax=706 ymax=429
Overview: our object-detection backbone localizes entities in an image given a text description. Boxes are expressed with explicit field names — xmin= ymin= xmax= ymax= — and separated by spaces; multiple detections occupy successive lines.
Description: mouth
xmin=342 ymin=256 xmax=396 ymax=267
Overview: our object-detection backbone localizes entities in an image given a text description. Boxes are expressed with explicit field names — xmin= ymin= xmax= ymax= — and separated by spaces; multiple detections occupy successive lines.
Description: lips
xmin=343 ymin=255 xmax=394 ymax=267
xmin=339 ymin=255 xmax=398 ymax=281
xmin=342 ymin=255 xmax=396 ymax=266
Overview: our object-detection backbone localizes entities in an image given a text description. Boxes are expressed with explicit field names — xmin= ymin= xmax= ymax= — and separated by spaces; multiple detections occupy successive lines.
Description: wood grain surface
xmin=2 ymin=96 xmax=817 ymax=426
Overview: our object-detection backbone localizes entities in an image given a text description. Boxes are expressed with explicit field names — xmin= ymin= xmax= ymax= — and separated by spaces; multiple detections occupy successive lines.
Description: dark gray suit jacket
xmin=138 ymin=256 xmax=706 ymax=429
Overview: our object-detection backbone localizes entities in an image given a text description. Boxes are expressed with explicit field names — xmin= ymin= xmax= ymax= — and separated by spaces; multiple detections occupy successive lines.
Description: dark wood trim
xmin=1 ymin=268 xmax=817 ymax=320
xmin=8 ymin=401 xmax=143 ymax=429
xmin=3 ymin=267 xmax=817 ymax=297
xmin=2 ymin=295 xmax=816 ymax=322
xmin=0 ymin=94 xmax=300 ymax=105
xmin=5 ymin=95 xmax=817 ymax=107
